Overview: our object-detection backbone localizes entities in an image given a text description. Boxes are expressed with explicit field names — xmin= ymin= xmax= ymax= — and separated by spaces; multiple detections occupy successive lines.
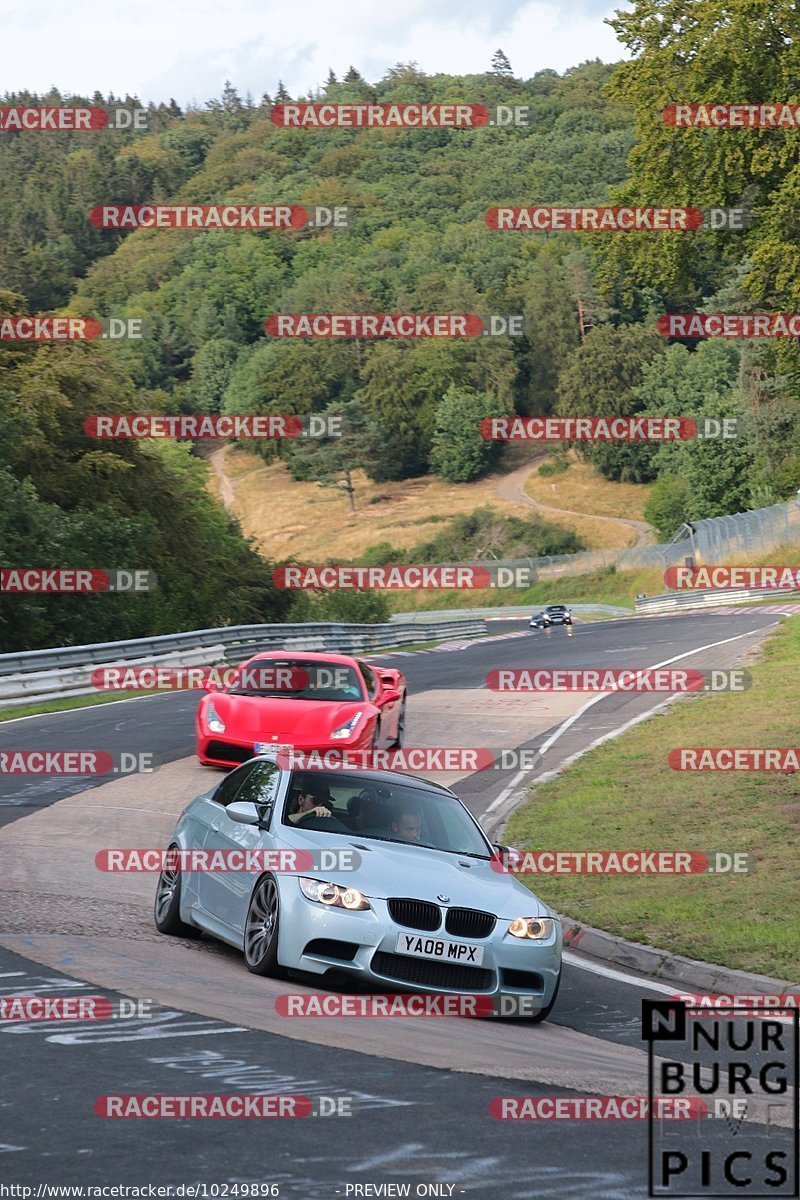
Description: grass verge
xmin=388 ymin=564 xmax=657 ymax=613
xmin=505 ymin=615 xmax=800 ymax=979
xmin=0 ymin=689 xmax=161 ymax=722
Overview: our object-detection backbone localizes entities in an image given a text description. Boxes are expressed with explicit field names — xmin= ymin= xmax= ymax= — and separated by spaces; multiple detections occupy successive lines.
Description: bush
xmin=644 ymin=476 xmax=691 ymax=542
xmin=538 ymin=455 xmax=570 ymax=478
xmin=310 ymin=589 xmax=391 ymax=624
xmin=430 ymin=386 xmax=508 ymax=483
xmin=358 ymin=506 xmax=584 ymax=566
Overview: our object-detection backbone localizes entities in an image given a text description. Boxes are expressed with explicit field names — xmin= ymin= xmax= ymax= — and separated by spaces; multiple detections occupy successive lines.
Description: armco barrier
xmin=0 ymin=618 xmax=487 ymax=711
xmin=634 ymin=587 xmax=800 ymax=615
xmin=390 ymin=604 xmax=633 ymax=622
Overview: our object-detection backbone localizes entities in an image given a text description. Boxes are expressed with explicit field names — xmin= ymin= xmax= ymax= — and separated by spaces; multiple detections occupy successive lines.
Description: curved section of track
xmin=0 ymin=610 xmax=783 ymax=1097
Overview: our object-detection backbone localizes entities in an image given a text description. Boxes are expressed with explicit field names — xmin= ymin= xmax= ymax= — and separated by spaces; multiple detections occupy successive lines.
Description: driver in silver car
xmin=390 ymin=803 xmax=422 ymax=843
xmin=287 ymin=777 xmax=334 ymax=823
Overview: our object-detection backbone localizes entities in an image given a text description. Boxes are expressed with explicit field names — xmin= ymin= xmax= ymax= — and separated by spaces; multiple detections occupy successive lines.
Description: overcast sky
xmin=0 ymin=0 xmax=628 ymax=106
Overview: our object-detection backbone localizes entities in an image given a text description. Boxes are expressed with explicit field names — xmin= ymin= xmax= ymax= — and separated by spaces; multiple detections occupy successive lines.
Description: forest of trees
xmin=3 ymin=1 xmax=800 ymax=649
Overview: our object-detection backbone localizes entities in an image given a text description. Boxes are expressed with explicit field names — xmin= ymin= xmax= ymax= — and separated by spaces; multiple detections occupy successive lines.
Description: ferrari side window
xmin=358 ymin=661 xmax=378 ymax=699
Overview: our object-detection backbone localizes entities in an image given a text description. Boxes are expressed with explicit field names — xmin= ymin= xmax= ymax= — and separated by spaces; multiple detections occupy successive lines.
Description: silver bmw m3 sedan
xmin=154 ymin=756 xmax=563 ymax=1021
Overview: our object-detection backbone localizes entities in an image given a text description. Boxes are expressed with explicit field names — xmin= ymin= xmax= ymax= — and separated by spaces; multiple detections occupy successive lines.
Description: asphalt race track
xmin=0 ymin=609 xmax=790 ymax=1198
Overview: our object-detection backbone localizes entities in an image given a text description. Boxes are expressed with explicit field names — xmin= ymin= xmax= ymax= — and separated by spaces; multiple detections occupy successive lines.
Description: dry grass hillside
xmin=206 ymin=445 xmax=654 ymax=561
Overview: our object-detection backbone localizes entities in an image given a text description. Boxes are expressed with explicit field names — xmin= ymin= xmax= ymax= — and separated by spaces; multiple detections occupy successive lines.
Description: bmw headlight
xmin=299 ymin=877 xmax=370 ymax=911
xmin=508 ymin=917 xmax=554 ymax=940
xmin=206 ymin=703 xmax=225 ymax=734
xmin=330 ymin=711 xmax=363 ymax=740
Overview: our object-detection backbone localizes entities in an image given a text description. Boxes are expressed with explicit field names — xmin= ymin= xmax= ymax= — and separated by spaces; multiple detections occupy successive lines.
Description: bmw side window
xmin=213 ymin=763 xmax=255 ymax=808
xmin=235 ymin=762 xmax=279 ymax=819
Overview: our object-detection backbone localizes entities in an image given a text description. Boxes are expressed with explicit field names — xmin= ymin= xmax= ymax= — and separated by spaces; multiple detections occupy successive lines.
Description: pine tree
xmin=275 ymin=80 xmax=290 ymax=103
xmin=491 ymin=49 xmax=513 ymax=78
xmin=222 ymin=80 xmax=244 ymax=113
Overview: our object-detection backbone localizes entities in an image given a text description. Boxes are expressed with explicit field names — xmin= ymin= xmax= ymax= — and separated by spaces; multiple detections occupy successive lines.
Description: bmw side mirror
xmin=226 ymin=801 xmax=261 ymax=825
xmin=493 ymin=843 xmax=523 ymax=868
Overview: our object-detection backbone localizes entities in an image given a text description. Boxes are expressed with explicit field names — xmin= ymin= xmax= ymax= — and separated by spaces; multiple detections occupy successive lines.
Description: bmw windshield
xmin=283 ymin=771 xmax=492 ymax=859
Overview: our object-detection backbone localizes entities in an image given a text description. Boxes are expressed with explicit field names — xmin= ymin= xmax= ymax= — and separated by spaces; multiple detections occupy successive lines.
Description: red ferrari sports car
xmin=196 ymin=650 xmax=406 ymax=768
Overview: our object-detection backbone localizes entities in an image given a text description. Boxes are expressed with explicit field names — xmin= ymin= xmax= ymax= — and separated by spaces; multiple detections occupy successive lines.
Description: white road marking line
xmin=564 ymin=952 xmax=796 ymax=1022
xmin=603 ymin=646 xmax=650 ymax=652
xmin=483 ymin=622 xmax=780 ymax=821
xmin=563 ymin=951 xmax=677 ymax=993
xmin=0 ymin=689 xmax=184 ymax=725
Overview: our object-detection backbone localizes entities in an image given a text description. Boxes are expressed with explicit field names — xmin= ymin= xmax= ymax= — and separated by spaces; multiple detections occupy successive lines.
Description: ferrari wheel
xmin=390 ymin=694 xmax=406 ymax=748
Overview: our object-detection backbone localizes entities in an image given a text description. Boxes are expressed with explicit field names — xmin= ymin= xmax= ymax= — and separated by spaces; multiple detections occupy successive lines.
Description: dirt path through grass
xmin=208 ymin=446 xmax=235 ymax=509
xmin=494 ymin=460 xmax=654 ymax=548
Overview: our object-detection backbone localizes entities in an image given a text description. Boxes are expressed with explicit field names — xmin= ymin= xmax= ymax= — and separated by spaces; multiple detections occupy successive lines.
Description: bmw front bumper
xmin=276 ymin=879 xmax=563 ymax=1011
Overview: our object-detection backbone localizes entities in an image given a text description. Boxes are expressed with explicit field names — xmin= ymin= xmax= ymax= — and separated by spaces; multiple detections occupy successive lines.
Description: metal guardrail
xmin=0 ymin=618 xmax=488 ymax=711
xmin=390 ymin=604 xmax=634 ymax=622
xmin=634 ymin=587 xmax=800 ymax=614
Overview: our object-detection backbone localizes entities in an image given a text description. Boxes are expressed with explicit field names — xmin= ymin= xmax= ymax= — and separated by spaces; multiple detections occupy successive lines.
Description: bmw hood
xmin=279 ymin=829 xmax=550 ymax=919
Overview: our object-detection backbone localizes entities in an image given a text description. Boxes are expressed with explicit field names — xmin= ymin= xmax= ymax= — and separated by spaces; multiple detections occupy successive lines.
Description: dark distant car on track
xmin=529 ymin=605 xmax=572 ymax=630
xmin=196 ymin=650 xmax=406 ymax=769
